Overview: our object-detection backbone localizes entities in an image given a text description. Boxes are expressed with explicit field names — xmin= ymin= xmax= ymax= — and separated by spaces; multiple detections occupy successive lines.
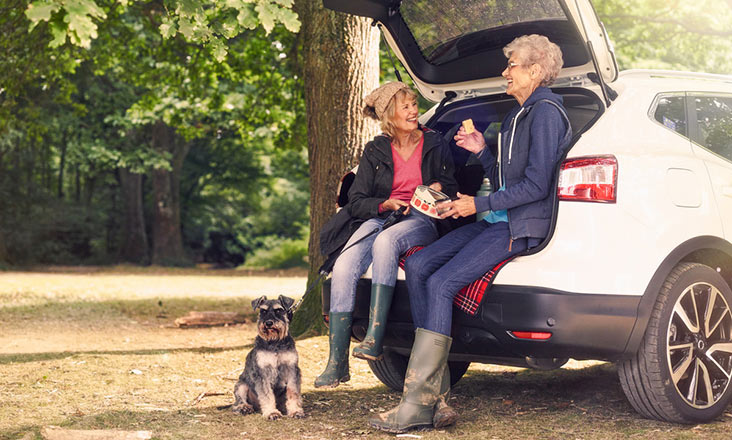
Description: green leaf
xmin=64 ymin=0 xmax=106 ymax=19
xmin=65 ymin=14 xmax=98 ymax=48
xmin=220 ymin=17 xmax=240 ymax=38
xmin=177 ymin=0 xmax=201 ymax=17
xmin=225 ymin=0 xmax=256 ymax=7
xmin=254 ymin=2 xmax=275 ymax=34
xmin=48 ymin=21 xmax=68 ymax=47
xmin=63 ymin=0 xmax=106 ymax=48
xmin=272 ymin=0 xmax=294 ymax=7
xmin=236 ymin=5 xmax=258 ymax=29
xmin=25 ymin=2 xmax=61 ymax=23
xmin=178 ymin=17 xmax=195 ymax=39
xmin=276 ymin=8 xmax=300 ymax=33
xmin=159 ymin=18 xmax=177 ymax=39
xmin=210 ymin=37 xmax=228 ymax=62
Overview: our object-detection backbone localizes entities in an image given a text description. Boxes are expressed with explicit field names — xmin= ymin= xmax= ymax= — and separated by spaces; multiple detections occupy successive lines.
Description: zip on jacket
xmin=474 ymin=87 xmax=572 ymax=242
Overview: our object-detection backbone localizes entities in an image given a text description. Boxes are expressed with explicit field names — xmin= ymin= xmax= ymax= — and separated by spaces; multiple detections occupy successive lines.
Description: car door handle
xmin=723 ymin=186 xmax=732 ymax=198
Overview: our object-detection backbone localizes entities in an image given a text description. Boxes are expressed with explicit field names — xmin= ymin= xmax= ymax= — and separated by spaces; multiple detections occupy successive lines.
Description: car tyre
xmin=367 ymin=348 xmax=470 ymax=392
xmin=618 ymin=262 xmax=732 ymax=423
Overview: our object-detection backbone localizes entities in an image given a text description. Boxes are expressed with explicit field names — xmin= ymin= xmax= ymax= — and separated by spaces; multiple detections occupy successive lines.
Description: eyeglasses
xmin=506 ymin=61 xmax=522 ymax=70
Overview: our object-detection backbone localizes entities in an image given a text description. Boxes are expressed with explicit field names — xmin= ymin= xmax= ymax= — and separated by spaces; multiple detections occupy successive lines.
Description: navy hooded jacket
xmin=474 ymin=87 xmax=572 ymax=241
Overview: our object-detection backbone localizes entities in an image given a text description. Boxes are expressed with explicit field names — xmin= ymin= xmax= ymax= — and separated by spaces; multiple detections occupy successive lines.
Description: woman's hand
xmin=428 ymin=182 xmax=443 ymax=193
xmin=380 ymin=198 xmax=411 ymax=214
xmin=454 ymin=126 xmax=486 ymax=154
xmin=438 ymin=192 xmax=476 ymax=219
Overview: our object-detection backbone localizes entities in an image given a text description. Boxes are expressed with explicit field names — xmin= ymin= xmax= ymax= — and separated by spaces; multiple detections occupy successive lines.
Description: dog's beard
xmin=258 ymin=322 xmax=288 ymax=341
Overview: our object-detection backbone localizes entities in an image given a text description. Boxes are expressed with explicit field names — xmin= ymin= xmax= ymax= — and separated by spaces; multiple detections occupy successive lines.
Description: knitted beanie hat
xmin=363 ymin=81 xmax=410 ymax=121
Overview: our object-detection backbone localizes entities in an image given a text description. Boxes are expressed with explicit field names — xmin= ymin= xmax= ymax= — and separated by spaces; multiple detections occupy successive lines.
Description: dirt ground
xmin=2 ymin=267 xmax=732 ymax=439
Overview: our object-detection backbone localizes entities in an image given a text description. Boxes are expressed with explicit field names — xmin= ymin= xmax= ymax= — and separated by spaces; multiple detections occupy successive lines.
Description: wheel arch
xmin=622 ymin=235 xmax=732 ymax=357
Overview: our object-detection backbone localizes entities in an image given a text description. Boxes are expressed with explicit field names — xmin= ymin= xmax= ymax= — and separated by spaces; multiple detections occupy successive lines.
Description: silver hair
xmin=503 ymin=34 xmax=564 ymax=87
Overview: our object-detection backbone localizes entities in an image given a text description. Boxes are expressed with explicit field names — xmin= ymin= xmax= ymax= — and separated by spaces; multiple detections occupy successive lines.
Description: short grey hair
xmin=503 ymin=34 xmax=564 ymax=87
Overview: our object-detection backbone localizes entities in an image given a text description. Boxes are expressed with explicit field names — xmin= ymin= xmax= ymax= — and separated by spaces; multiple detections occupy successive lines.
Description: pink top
xmin=379 ymin=136 xmax=423 ymax=213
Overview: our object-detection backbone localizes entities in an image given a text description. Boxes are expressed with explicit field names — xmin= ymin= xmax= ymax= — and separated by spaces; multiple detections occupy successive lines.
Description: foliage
xmin=243 ymin=233 xmax=308 ymax=269
xmin=26 ymin=0 xmax=300 ymax=60
xmin=595 ymin=0 xmax=732 ymax=73
xmin=2 ymin=0 xmax=307 ymax=267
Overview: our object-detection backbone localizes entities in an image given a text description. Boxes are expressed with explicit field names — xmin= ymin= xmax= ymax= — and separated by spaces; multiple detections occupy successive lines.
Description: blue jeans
xmin=404 ymin=221 xmax=532 ymax=335
xmin=329 ymin=211 xmax=438 ymax=313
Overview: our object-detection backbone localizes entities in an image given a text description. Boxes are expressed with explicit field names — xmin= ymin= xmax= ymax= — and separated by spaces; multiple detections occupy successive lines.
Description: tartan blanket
xmin=398 ymin=246 xmax=511 ymax=316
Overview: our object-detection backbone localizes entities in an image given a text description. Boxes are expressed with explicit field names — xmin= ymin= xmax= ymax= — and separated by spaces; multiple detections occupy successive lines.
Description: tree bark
xmin=57 ymin=134 xmax=67 ymax=199
xmin=150 ymin=120 xmax=190 ymax=266
xmin=0 ymin=150 xmax=7 ymax=264
xmin=0 ymin=229 xmax=7 ymax=265
xmin=118 ymin=168 xmax=149 ymax=264
xmin=290 ymin=0 xmax=379 ymax=337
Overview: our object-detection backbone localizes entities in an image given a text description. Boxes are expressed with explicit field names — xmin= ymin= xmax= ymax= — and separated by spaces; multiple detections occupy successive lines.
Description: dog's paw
xmin=264 ymin=410 xmax=283 ymax=420
xmin=288 ymin=410 xmax=305 ymax=419
xmin=232 ymin=404 xmax=254 ymax=415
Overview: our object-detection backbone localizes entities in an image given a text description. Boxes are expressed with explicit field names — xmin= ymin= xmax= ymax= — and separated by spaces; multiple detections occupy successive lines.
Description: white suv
xmin=323 ymin=0 xmax=732 ymax=424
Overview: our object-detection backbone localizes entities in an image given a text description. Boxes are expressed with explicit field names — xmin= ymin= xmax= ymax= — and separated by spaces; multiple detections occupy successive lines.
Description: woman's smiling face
xmin=391 ymin=92 xmax=419 ymax=134
xmin=502 ymin=49 xmax=542 ymax=105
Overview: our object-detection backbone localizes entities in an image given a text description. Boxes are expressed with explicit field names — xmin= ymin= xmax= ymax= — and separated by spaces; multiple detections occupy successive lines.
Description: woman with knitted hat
xmin=315 ymin=82 xmax=457 ymax=389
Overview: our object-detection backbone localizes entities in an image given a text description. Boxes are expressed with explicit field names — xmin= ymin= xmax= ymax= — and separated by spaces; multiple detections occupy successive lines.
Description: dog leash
xmin=289 ymin=206 xmax=407 ymax=315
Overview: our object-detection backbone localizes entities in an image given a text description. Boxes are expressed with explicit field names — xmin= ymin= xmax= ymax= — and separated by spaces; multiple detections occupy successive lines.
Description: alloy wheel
xmin=667 ymin=281 xmax=732 ymax=409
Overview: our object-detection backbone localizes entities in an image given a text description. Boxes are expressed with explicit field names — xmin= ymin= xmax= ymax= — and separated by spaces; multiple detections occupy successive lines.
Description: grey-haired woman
xmin=371 ymin=34 xmax=572 ymax=433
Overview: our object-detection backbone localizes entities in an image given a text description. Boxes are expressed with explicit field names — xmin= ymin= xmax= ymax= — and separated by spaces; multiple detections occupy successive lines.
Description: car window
xmin=399 ymin=0 xmax=566 ymax=65
xmin=693 ymin=95 xmax=732 ymax=161
xmin=653 ymin=95 xmax=687 ymax=137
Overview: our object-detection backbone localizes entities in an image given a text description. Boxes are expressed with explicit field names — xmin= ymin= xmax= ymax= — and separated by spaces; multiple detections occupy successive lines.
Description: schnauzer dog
xmin=231 ymin=295 xmax=304 ymax=419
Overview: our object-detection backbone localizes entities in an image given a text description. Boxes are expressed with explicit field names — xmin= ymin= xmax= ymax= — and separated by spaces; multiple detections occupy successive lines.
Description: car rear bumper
xmin=322 ymin=278 xmax=641 ymax=363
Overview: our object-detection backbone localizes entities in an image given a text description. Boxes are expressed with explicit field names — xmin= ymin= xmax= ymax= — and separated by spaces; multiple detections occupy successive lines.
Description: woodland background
xmin=2 ymin=0 xmax=732 ymax=335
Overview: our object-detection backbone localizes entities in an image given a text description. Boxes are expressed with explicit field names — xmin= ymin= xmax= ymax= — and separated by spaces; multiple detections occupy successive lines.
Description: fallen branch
xmin=174 ymin=311 xmax=248 ymax=328
xmin=41 ymin=427 xmax=152 ymax=440
xmin=191 ymin=391 xmax=227 ymax=405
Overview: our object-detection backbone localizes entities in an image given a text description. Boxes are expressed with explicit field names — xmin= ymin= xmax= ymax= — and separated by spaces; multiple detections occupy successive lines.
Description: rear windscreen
xmin=400 ymin=0 xmax=568 ymax=65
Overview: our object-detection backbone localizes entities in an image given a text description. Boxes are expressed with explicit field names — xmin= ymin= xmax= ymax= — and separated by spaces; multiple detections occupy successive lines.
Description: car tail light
xmin=511 ymin=331 xmax=552 ymax=340
xmin=557 ymin=155 xmax=617 ymax=203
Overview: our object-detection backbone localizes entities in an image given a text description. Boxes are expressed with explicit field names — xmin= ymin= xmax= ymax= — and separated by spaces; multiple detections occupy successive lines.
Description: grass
xmin=1 ymin=266 xmax=731 ymax=439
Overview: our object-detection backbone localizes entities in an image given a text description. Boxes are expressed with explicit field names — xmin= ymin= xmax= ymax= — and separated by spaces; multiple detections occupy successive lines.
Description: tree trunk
xmin=150 ymin=120 xmax=190 ymax=266
xmin=290 ymin=0 xmax=380 ymax=337
xmin=0 ymin=229 xmax=7 ymax=265
xmin=118 ymin=168 xmax=149 ymax=263
xmin=58 ymin=135 xmax=67 ymax=199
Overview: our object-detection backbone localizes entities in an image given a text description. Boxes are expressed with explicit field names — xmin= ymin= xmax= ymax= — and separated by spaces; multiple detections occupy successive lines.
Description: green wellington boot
xmin=314 ymin=312 xmax=352 ymax=388
xmin=432 ymin=363 xmax=458 ymax=429
xmin=352 ymin=283 xmax=394 ymax=361
xmin=369 ymin=328 xmax=453 ymax=433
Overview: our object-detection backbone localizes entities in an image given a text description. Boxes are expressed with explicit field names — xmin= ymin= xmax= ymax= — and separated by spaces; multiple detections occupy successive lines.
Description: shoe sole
xmin=313 ymin=375 xmax=351 ymax=389
xmin=352 ymin=350 xmax=383 ymax=361
xmin=369 ymin=421 xmax=431 ymax=434
xmin=433 ymin=412 xmax=458 ymax=429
